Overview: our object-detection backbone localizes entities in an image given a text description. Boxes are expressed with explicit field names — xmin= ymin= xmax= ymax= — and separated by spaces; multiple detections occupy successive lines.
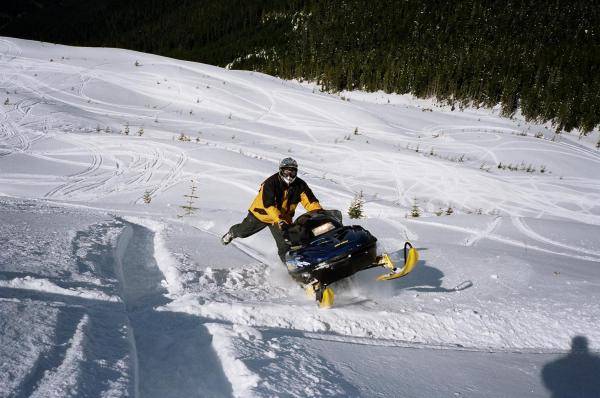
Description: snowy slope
xmin=1 ymin=37 xmax=600 ymax=398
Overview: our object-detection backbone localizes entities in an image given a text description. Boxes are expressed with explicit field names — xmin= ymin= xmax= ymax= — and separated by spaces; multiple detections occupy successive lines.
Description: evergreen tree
xmin=2 ymin=0 xmax=597 ymax=132
xmin=410 ymin=197 xmax=421 ymax=218
xmin=348 ymin=190 xmax=365 ymax=219
xmin=179 ymin=180 xmax=200 ymax=217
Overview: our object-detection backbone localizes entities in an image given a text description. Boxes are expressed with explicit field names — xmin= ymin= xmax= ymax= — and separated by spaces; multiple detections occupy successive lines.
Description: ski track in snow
xmin=406 ymin=217 xmax=600 ymax=263
xmin=2 ymin=46 xmax=599 ymax=224
xmin=464 ymin=216 xmax=502 ymax=247
xmin=512 ymin=216 xmax=600 ymax=258
xmin=2 ymin=37 xmax=600 ymax=397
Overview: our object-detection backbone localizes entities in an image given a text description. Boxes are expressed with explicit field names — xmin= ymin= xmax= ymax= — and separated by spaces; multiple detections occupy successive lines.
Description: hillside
xmin=2 ymin=0 xmax=599 ymax=133
xmin=1 ymin=37 xmax=600 ymax=397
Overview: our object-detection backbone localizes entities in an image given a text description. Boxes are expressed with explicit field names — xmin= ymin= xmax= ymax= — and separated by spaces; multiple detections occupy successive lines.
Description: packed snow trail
xmin=0 ymin=200 xmax=133 ymax=397
xmin=0 ymin=200 xmax=234 ymax=398
xmin=114 ymin=220 xmax=232 ymax=398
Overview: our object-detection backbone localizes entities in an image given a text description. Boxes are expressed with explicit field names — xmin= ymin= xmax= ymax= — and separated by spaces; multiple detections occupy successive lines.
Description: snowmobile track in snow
xmin=114 ymin=219 xmax=233 ymax=398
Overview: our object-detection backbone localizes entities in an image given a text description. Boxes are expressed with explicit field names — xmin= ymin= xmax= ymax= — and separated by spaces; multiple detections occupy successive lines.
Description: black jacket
xmin=249 ymin=173 xmax=322 ymax=224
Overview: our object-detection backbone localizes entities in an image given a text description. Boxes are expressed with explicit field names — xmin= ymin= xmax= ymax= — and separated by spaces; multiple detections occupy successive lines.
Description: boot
xmin=221 ymin=231 xmax=234 ymax=245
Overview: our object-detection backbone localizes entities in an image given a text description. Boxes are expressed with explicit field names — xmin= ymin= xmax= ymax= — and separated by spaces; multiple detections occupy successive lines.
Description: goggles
xmin=280 ymin=167 xmax=297 ymax=178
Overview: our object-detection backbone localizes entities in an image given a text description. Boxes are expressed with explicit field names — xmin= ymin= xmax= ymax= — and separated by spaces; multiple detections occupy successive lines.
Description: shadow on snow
xmin=542 ymin=336 xmax=600 ymax=398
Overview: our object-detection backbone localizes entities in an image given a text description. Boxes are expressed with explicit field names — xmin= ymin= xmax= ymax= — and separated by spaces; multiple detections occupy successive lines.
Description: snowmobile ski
xmin=376 ymin=242 xmax=419 ymax=281
xmin=375 ymin=252 xmax=396 ymax=270
xmin=305 ymin=280 xmax=335 ymax=308
xmin=317 ymin=286 xmax=334 ymax=309
xmin=304 ymin=280 xmax=319 ymax=298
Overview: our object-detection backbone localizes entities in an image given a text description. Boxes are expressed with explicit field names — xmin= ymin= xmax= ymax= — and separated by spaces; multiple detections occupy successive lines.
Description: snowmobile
xmin=283 ymin=209 xmax=419 ymax=308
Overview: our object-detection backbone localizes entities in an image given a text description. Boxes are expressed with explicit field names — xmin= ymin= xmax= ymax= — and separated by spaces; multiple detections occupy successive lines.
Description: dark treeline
xmin=0 ymin=0 xmax=300 ymax=65
xmin=2 ymin=0 xmax=598 ymax=132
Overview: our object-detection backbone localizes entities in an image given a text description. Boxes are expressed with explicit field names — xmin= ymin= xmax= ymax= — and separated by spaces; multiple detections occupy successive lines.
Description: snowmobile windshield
xmin=286 ymin=210 xmax=343 ymax=246
xmin=312 ymin=222 xmax=335 ymax=236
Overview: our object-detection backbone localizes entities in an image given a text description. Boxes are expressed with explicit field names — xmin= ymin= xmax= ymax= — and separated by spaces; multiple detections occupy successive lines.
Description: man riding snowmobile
xmin=221 ymin=157 xmax=420 ymax=309
xmin=221 ymin=157 xmax=323 ymax=262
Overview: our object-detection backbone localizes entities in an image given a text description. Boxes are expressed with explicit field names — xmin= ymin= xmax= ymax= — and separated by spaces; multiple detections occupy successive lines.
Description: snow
xmin=29 ymin=314 xmax=89 ymax=397
xmin=1 ymin=36 xmax=600 ymax=397
xmin=0 ymin=276 xmax=120 ymax=302
xmin=124 ymin=216 xmax=184 ymax=295
xmin=206 ymin=323 xmax=261 ymax=398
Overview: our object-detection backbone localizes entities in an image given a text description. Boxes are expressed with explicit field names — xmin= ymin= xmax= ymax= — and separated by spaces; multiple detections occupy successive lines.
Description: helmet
xmin=279 ymin=157 xmax=298 ymax=170
xmin=279 ymin=157 xmax=298 ymax=185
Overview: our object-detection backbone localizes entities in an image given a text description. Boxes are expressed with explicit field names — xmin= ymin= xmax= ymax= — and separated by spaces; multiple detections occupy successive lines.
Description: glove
xmin=277 ymin=220 xmax=289 ymax=231
xmin=278 ymin=220 xmax=292 ymax=245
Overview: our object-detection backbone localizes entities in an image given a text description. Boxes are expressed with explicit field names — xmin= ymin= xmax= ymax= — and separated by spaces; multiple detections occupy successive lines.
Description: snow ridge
xmin=29 ymin=315 xmax=89 ymax=397
xmin=206 ymin=324 xmax=260 ymax=398
xmin=0 ymin=276 xmax=120 ymax=302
